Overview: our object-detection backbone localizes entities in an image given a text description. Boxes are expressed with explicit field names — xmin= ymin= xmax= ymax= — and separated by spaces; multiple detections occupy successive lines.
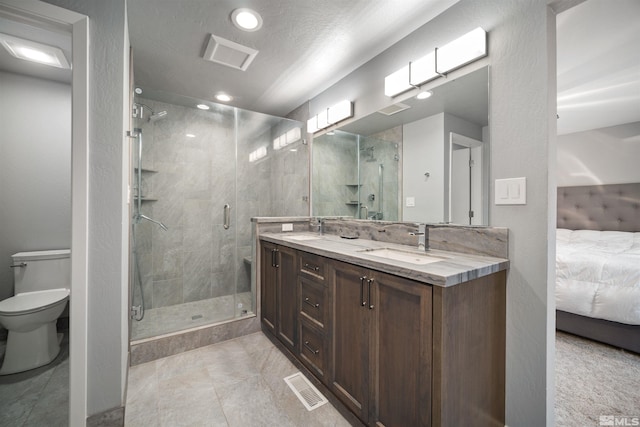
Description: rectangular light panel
xmin=0 ymin=33 xmax=70 ymax=69
xmin=436 ymin=27 xmax=487 ymax=74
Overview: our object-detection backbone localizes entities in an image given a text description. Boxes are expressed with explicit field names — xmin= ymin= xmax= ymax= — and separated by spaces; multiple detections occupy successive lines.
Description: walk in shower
xmin=129 ymin=91 xmax=306 ymax=341
xmin=312 ymin=130 xmax=400 ymax=220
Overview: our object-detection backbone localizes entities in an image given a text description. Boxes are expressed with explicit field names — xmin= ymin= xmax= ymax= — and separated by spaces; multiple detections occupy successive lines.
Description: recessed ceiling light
xmin=196 ymin=104 xmax=210 ymax=110
xmin=215 ymin=93 xmax=233 ymax=102
xmin=231 ymin=8 xmax=263 ymax=32
xmin=186 ymin=133 xmax=196 ymax=138
xmin=0 ymin=33 xmax=70 ymax=69
xmin=416 ymin=91 xmax=433 ymax=100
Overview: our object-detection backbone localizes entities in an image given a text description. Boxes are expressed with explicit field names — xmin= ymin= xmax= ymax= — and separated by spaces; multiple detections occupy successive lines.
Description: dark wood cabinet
xmin=259 ymin=238 xmax=506 ymax=427
xmin=259 ymin=242 xmax=277 ymax=334
xmin=260 ymin=242 xmax=297 ymax=353
xmin=331 ymin=261 xmax=371 ymax=421
xmin=276 ymin=246 xmax=297 ymax=352
xmin=329 ymin=261 xmax=432 ymax=426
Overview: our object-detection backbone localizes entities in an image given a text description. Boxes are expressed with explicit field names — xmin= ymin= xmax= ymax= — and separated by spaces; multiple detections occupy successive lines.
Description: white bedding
xmin=556 ymin=228 xmax=640 ymax=325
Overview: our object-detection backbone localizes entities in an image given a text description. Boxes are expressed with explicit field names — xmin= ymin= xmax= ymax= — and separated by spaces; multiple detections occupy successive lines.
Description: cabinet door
xmin=370 ymin=271 xmax=432 ymax=427
xmin=330 ymin=260 xmax=370 ymax=423
xmin=260 ymin=242 xmax=277 ymax=334
xmin=276 ymin=245 xmax=298 ymax=352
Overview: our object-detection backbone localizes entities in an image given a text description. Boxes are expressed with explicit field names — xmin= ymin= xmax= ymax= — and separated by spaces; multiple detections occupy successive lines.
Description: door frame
xmin=0 ymin=1 xmax=89 ymax=424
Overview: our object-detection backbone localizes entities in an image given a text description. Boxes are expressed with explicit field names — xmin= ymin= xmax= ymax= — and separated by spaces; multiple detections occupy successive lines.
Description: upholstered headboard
xmin=557 ymin=183 xmax=640 ymax=232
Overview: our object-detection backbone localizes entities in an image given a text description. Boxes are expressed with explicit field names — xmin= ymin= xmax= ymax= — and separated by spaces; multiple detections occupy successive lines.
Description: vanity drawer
xmin=300 ymin=277 xmax=327 ymax=327
xmin=299 ymin=252 xmax=325 ymax=280
xmin=299 ymin=320 xmax=326 ymax=379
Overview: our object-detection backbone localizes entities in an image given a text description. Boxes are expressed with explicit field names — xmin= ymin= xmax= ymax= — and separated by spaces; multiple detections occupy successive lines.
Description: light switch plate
xmin=282 ymin=223 xmax=293 ymax=231
xmin=495 ymin=177 xmax=526 ymax=205
xmin=406 ymin=197 xmax=416 ymax=207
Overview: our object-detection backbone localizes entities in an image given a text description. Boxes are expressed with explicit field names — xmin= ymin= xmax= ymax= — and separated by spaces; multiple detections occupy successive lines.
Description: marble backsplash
xmin=310 ymin=218 xmax=508 ymax=259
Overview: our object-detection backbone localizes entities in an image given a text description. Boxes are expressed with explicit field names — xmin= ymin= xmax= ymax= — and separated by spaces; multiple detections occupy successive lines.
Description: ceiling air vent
xmin=202 ymin=34 xmax=258 ymax=71
xmin=377 ymin=103 xmax=411 ymax=116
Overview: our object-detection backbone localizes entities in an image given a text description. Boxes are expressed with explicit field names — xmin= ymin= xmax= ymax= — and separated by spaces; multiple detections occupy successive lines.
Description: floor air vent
xmin=284 ymin=372 xmax=328 ymax=411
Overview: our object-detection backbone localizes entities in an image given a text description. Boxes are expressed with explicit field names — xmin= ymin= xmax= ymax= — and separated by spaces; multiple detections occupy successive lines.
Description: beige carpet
xmin=555 ymin=331 xmax=640 ymax=426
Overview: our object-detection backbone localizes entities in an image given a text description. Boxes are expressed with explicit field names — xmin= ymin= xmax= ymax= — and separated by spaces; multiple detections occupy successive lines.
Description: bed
xmin=556 ymin=183 xmax=640 ymax=354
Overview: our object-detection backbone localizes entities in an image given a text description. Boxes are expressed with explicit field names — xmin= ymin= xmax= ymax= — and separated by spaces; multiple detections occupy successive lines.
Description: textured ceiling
xmin=2 ymin=0 xmax=637 ymax=134
xmin=127 ymin=0 xmax=459 ymax=117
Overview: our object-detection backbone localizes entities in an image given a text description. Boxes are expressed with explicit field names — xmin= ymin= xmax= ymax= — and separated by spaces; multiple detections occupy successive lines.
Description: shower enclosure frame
xmin=127 ymin=92 xmax=304 ymax=345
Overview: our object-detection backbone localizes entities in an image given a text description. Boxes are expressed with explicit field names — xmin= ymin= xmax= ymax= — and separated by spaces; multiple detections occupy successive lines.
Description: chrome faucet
xmin=317 ymin=217 xmax=325 ymax=235
xmin=409 ymin=223 xmax=429 ymax=251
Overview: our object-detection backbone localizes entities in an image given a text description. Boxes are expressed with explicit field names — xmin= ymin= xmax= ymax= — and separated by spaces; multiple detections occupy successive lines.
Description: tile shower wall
xmin=312 ymin=132 xmax=359 ymax=217
xmin=357 ymin=132 xmax=401 ymax=221
xmin=133 ymin=99 xmax=307 ymax=310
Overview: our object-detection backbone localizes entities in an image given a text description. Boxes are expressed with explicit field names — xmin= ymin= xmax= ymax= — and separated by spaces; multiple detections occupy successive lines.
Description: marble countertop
xmin=260 ymin=232 xmax=509 ymax=287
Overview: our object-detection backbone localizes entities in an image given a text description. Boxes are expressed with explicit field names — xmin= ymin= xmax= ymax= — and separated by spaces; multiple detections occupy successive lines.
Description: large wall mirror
xmin=312 ymin=66 xmax=489 ymax=225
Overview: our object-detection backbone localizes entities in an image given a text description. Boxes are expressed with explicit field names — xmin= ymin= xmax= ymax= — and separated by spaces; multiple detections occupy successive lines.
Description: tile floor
xmin=125 ymin=332 xmax=350 ymax=427
xmin=0 ymin=333 xmax=69 ymax=427
xmin=132 ymin=292 xmax=254 ymax=341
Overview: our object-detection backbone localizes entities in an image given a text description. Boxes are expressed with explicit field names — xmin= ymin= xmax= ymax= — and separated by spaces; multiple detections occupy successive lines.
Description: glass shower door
xmin=130 ymin=92 xmax=303 ymax=341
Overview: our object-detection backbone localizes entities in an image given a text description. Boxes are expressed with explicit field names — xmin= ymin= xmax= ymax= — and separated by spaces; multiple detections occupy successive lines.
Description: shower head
xmin=148 ymin=110 xmax=167 ymax=122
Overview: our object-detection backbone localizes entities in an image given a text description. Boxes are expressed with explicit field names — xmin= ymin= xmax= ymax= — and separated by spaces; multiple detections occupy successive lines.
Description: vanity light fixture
xmin=273 ymin=127 xmax=302 ymax=150
xmin=186 ymin=133 xmax=196 ymax=138
xmin=384 ymin=27 xmax=487 ymax=98
xmin=249 ymin=146 xmax=267 ymax=162
xmin=231 ymin=8 xmax=263 ymax=32
xmin=410 ymin=51 xmax=438 ymax=86
xmin=0 ymin=33 xmax=70 ymax=69
xmin=196 ymin=104 xmax=210 ymax=110
xmin=436 ymin=27 xmax=487 ymax=74
xmin=306 ymin=100 xmax=354 ymax=134
xmin=384 ymin=66 xmax=411 ymax=97
xmin=327 ymin=100 xmax=353 ymax=125
xmin=215 ymin=93 xmax=233 ymax=102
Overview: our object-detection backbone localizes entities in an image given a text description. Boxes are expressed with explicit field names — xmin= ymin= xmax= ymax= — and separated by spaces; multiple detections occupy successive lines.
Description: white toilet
xmin=0 ymin=249 xmax=70 ymax=375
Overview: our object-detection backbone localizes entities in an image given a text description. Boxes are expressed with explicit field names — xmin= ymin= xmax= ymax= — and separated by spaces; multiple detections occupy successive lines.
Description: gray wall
xmin=557 ymin=122 xmax=640 ymax=186
xmin=43 ymin=0 xmax=129 ymax=417
xmin=303 ymin=1 xmax=557 ymax=425
xmin=0 ymin=72 xmax=71 ymax=304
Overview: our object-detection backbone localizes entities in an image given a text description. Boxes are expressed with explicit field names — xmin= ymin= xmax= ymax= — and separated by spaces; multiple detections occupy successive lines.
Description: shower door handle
xmin=223 ymin=204 xmax=230 ymax=229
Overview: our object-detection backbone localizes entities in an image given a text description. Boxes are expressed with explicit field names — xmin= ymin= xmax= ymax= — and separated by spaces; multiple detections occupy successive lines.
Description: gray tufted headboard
xmin=557 ymin=183 xmax=640 ymax=232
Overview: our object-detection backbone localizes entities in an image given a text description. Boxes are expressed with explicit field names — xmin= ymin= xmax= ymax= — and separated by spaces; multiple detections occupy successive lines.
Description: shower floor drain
xmin=284 ymin=372 xmax=328 ymax=411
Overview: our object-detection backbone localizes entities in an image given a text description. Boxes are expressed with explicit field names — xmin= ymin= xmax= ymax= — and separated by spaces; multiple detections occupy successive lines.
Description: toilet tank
xmin=12 ymin=249 xmax=71 ymax=294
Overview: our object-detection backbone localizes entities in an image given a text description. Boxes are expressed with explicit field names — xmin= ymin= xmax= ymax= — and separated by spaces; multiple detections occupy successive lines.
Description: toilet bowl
xmin=0 ymin=289 xmax=69 ymax=375
xmin=0 ymin=249 xmax=70 ymax=375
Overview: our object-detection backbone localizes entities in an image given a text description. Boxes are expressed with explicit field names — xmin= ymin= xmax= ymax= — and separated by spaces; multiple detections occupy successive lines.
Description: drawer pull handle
xmin=303 ymin=263 xmax=320 ymax=272
xmin=367 ymin=278 xmax=374 ymax=310
xmin=304 ymin=341 xmax=319 ymax=355
xmin=303 ymin=297 xmax=320 ymax=309
xmin=360 ymin=276 xmax=367 ymax=307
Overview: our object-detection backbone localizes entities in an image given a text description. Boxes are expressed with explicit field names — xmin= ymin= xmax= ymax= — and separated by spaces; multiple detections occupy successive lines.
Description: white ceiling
xmin=127 ymin=0 xmax=459 ymax=117
xmin=1 ymin=0 xmax=637 ymax=134
xmin=556 ymin=0 xmax=640 ymax=135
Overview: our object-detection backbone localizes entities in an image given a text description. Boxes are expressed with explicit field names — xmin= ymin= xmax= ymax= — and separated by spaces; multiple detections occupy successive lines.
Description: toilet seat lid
xmin=0 ymin=288 xmax=70 ymax=315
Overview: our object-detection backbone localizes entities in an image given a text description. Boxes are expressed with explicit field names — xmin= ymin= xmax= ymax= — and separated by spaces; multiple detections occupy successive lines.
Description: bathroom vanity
xmin=257 ymin=223 xmax=508 ymax=427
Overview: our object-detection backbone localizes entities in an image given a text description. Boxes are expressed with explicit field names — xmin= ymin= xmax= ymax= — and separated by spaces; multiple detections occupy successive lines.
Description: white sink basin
xmin=359 ymin=248 xmax=446 ymax=265
xmin=285 ymin=234 xmax=322 ymax=241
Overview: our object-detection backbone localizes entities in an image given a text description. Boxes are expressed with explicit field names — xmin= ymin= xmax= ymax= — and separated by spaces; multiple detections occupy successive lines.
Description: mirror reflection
xmin=312 ymin=66 xmax=489 ymax=225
